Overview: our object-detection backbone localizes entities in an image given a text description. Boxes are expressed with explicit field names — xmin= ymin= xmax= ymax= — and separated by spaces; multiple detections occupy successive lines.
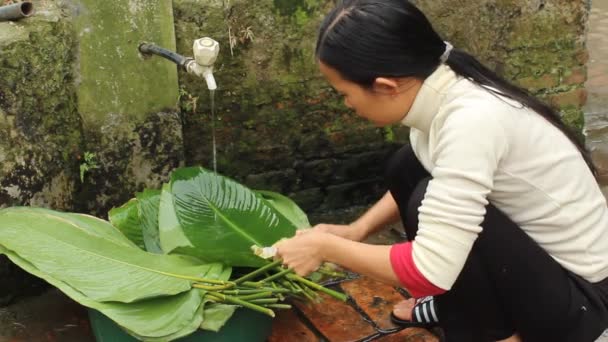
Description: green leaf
xmin=136 ymin=189 xmax=163 ymax=254
xmin=159 ymin=183 xmax=193 ymax=254
xmin=0 ymin=245 xmax=205 ymax=340
xmin=10 ymin=207 xmax=137 ymax=249
xmin=109 ymin=199 xmax=146 ymax=249
xmin=0 ymin=207 xmax=225 ymax=303
xmin=170 ymin=167 xmax=298 ymax=267
xmin=255 ymin=190 xmax=311 ymax=229
xmin=201 ymin=304 xmax=238 ymax=332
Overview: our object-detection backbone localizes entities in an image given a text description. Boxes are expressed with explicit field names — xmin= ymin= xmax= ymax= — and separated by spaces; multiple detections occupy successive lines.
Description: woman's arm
xmin=312 ymin=191 xmax=401 ymax=241
xmin=275 ymin=231 xmax=400 ymax=285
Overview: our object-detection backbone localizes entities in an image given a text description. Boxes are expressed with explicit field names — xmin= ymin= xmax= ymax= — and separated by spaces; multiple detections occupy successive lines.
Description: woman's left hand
xmin=274 ymin=230 xmax=328 ymax=276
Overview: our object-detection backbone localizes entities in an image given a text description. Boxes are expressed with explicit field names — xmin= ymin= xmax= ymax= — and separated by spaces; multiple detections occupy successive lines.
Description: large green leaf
xmin=10 ymin=207 xmax=138 ymax=249
xmin=200 ymin=303 xmax=238 ymax=332
xmin=109 ymin=199 xmax=146 ymax=249
xmin=255 ymin=190 xmax=311 ymax=229
xmin=170 ymin=167 xmax=298 ymax=267
xmin=159 ymin=183 xmax=193 ymax=254
xmin=0 ymin=245 xmax=207 ymax=341
xmin=136 ymin=189 xmax=163 ymax=254
xmin=0 ymin=207 xmax=225 ymax=303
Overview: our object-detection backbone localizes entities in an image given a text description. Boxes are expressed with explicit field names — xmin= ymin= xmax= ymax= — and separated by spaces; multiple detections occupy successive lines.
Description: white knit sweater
xmin=403 ymin=65 xmax=608 ymax=290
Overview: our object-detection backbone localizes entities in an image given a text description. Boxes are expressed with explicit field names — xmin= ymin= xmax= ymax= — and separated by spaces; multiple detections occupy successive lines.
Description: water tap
xmin=186 ymin=37 xmax=220 ymax=91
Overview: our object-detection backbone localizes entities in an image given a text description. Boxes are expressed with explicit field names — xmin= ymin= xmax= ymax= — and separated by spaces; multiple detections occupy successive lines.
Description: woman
xmin=274 ymin=1 xmax=608 ymax=341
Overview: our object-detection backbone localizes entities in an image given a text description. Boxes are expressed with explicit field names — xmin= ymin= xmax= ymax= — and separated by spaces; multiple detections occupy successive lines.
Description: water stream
xmin=210 ymin=89 xmax=217 ymax=173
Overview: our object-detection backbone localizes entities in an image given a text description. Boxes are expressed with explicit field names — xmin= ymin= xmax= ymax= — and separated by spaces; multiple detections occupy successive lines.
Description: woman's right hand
xmin=298 ymin=222 xmax=368 ymax=242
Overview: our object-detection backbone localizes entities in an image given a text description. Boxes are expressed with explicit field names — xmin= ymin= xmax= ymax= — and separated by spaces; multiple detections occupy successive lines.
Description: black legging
xmin=385 ymin=145 xmax=608 ymax=342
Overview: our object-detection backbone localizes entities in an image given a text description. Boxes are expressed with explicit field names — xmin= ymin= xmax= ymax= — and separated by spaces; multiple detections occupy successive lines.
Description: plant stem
xmin=287 ymin=274 xmax=349 ymax=302
xmin=233 ymin=291 xmax=273 ymax=301
xmin=249 ymin=298 xmax=280 ymax=304
xmin=233 ymin=260 xmax=283 ymax=284
xmin=175 ymin=274 xmax=235 ymax=286
xmin=192 ymin=283 xmax=236 ymax=291
xmin=264 ymin=304 xmax=292 ymax=309
xmin=241 ymin=281 xmax=265 ymax=288
xmin=223 ymin=288 xmax=290 ymax=295
xmin=208 ymin=292 xmax=275 ymax=317
xmin=257 ymin=268 xmax=292 ymax=284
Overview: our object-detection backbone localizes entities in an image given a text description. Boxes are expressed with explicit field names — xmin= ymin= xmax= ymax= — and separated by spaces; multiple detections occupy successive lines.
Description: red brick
xmin=516 ymin=73 xmax=558 ymax=91
xmin=549 ymin=88 xmax=588 ymax=108
xmin=268 ymin=309 xmax=319 ymax=342
xmin=563 ymin=67 xmax=587 ymax=85
xmin=294 ymin=292 xmax=376 ymax=341
xmin=341 ymin=277 xmax=407 ymax=330
xmin=376 ymin=328 xmax=440 ymax=342
xmin=575 ymin=49 xmax=590 ymax=65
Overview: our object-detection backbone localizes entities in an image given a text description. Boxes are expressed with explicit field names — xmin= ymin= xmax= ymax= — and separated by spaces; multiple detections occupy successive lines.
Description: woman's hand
xmin=274 ymin=231 xmax=330 ymax=277
xmin=298 ymin=222 xmax=368 ymax=242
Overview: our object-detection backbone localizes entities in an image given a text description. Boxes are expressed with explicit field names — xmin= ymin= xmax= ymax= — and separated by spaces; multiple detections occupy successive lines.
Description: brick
xmin=341 ymin=277 xmax=407 ymax=330
xmin=268 ymin=309 xmax=319 ymax=342
xmin=516 ymin=74 xmax=558 ymax=91
xmin=563 ymin=67 xmax=587 ymax=85
xmin=549 ymin=88 xmax=588 ymax=108
xmin=375 ymin=328 xmax=440 ymax=342
xmin=294 ymin=292 xmax=376 ymax=341
xmin=575 ymin=49 xmax=590 ymax=65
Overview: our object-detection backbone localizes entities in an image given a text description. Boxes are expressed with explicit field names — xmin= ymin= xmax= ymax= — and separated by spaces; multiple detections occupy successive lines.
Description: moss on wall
xmin=175 ymin=0 xmax=590 ymax=212
xmin=0 ymin=3 xmax=82 ymax=209
xmin=0 ymin=2 xmax=83 ymax=305
xmin=71 ymin=0 xmax=179 ymax=129
xmin=68 ymin=0 xmax=185 ymax=216
xmin=173 ymin=0 xmax=401 ymax=212
xmin=415 ymin=0 xmax=589 ymax=133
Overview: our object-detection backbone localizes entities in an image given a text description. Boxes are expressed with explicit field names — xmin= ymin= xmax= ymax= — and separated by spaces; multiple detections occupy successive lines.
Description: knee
xmin=404 ymin=177 xmax=431 ymax=230
xmin=385 ymin=145 xmax=418 ymax=185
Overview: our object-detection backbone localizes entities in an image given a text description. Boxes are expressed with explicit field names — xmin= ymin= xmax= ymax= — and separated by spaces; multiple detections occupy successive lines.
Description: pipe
xmin=138 ymin=43 xmax=190 ymax=69
xmin=0 ymin=2 xmax=34 ymax=22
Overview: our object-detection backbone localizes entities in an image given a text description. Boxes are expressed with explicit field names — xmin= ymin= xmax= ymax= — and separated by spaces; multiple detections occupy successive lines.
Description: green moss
xmin=561 ymin=106 xmax=585 ymax=138
xmin=0 ymin=3 xmax=83 ymax=207
xmin=72 ymin=0 xmax=179 ymax=129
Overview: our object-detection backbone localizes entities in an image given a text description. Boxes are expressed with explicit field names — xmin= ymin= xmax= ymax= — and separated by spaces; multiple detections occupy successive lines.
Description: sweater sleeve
xmin=411 ymin=108 xmax=509 ymax=291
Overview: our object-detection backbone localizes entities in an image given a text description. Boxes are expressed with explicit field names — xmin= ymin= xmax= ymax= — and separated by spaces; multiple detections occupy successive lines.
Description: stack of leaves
xmin=0 ymin=167 xmax=348 ymax=341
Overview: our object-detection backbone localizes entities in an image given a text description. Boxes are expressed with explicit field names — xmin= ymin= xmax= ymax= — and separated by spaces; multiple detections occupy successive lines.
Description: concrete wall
xmin=175 ymin=0 xmax=591 ymax=215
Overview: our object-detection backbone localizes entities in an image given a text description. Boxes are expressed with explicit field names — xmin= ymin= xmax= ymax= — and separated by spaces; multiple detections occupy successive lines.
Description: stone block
xmin=268 ymin=308 xmax=318 ymax=342
xmin=341 ymin=277 xmax=407 ymax=330
xmin=294 ymin=292 xmax=376 ymax=341
xmin=549 ymin=88 xmax=588 ymax=108
xmin=290 ymin=187 xmax=324 ymax=212
xmin=516 ymin=73 xmax=559 ymax=91
xmin=563 ymin=67 xmax=588 ymax=85
xmin=245 ymin=168 xmax=297 ymax=193
xmin=321 ymin=179 xmax=385 ymax=211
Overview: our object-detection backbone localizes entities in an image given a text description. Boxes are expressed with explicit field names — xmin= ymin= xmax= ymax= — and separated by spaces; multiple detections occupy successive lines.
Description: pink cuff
xmin=390 ymin=242 xmax=446 ymax=298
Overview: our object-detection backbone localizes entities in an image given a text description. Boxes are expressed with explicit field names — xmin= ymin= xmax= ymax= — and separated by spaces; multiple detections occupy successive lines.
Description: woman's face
xmin=318 ymin=62 xmax=422 ymax=127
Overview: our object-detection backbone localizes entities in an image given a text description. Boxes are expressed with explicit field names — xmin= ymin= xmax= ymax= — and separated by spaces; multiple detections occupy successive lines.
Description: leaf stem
xmin=208 ymin=292 xmax=275 ymax=317
xmin=233 ymin=260 xmax=283 ymax=284
xmin=286 ymin=274 xmax=349 ymax=302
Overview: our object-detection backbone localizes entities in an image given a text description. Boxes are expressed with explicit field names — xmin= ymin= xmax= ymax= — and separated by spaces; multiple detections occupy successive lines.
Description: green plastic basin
xmin=88 ymin=308 xmax=273 ymax=342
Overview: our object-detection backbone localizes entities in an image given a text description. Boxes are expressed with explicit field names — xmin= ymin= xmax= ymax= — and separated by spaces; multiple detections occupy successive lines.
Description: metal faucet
xmin=139 ymin=37 xmax=220 ymax=91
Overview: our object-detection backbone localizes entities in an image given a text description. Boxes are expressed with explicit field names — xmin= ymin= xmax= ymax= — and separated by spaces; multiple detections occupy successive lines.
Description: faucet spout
xmin=203 ymin=69 xmax=217 ymax=91
xmin=185 ymin=61 xmax=217 ymax=90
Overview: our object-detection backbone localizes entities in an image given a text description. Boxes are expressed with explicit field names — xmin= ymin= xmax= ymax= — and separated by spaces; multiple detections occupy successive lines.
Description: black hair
xmin=315 ymin=0 xmax=595 ymax=175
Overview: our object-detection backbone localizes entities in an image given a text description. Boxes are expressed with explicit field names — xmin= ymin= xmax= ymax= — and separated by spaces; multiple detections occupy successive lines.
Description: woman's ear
xmin=373 ymin=77 xmax=400 ymax=94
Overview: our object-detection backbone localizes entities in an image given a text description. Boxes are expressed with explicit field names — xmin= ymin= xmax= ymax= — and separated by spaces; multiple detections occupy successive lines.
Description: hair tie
xmin=440 ymin=41 xmax=453 ymax=63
